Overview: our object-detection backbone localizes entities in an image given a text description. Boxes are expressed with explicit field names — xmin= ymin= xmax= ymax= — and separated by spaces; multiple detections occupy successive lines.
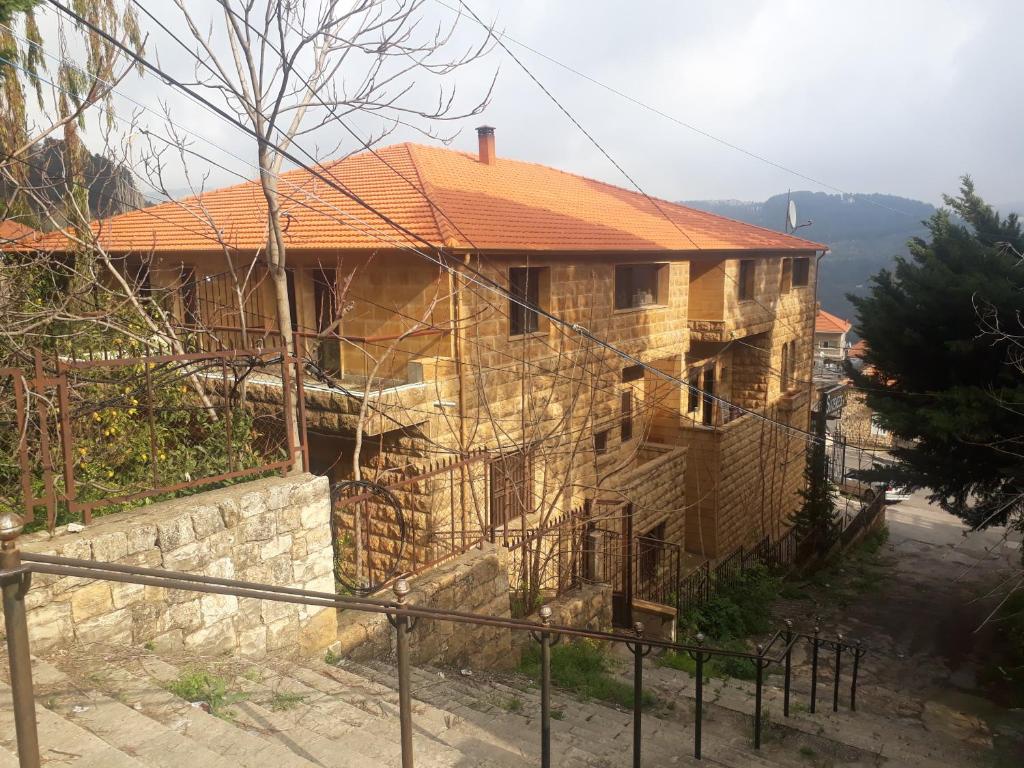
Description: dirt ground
xmin=773 ymin=491 xmax=1024 ymax=765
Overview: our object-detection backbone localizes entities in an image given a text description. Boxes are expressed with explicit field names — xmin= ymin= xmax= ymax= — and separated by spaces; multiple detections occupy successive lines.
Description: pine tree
xmin=791 ymin=432 xmax=838 ymax=544
xmin=849 ymin=176 xmax=1024 ymax=530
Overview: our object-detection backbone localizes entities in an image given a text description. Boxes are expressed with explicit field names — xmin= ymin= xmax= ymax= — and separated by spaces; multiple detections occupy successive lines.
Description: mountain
xmin=683 ymin=191 xmax=936 ymax=332
xmin=2 ymin=139 xmax=147 ymax=228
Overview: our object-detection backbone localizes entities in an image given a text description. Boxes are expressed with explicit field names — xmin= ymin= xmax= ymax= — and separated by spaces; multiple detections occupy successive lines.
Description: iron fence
xmin=0 ymin=527 xmax=869 ymax=768
xmin=0 ymin=347 xmax=305 ymax=532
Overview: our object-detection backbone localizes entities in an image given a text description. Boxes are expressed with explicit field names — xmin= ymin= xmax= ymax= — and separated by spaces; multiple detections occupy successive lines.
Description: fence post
xmin=538 ymin=605 xmax=553 ymax=768
xmin=390 ymin=579 xmax=415 ymax=768
xmin=628 ymin=621 xmax=650 ymax=768
xmin=833 ymin=633 xmax=844 ymax=713
xmin=851 ymin=640 xmax=865 ymax=712
xmin=753 ymin=643 xmax=765 ymax=749
xmin=783 ymin=619 xmax=793 ymax=717
xmin=810 ymin=624 xmax=820 ymax=714
xmin=0 ymin=513 xmax=41 ymax=768
xmin=692 ymin=632 xmax=706 ymax=760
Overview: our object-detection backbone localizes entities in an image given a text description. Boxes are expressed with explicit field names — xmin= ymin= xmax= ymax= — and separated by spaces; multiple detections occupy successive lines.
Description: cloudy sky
xmin=32 ymin=0 xmax=1024 ymax=208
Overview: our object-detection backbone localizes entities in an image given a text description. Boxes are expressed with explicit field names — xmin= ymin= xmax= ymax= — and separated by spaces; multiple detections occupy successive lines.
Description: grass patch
xmin=678 ymin=565 xmax=782 ymax=643
xmin=804 ymin=527 xmax=891 ymax=607
xmin=167 ymin=668 xmax=247 ymax=719
xmin=501 ymin=696 xmax=523 ymax=713
xmin=268 ymin=691 xmax=305 ymax=711
xmin=659 ymin=639 xmax=758 ymax=681
xmin=519 ymin=639 xmax=656 ymax=709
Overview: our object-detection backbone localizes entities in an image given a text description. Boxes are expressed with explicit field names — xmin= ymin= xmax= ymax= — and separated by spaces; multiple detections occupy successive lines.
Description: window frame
xmin=780 ymin=257 xmax=793 ymax=293
xmin=614 ymin=263 xmax=668 ymax=311
xmin=594 ymin=429 xmax=609 ymax=455
xmin=738 ymin=259 xmax=755 ymax=302
xmin=508 ymin=266 xmax=547 ymax=336
xmin=620 ymin=390 xmax=634 ymax=442
xmin=792 ymin=257 xmax=810 ymax=287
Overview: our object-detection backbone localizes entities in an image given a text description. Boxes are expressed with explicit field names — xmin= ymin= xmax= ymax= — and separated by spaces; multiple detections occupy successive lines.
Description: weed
xmin=501 ymin=696 xmax=523 ymax=713
xmin=678 ymin=565 xmax=782 ymax=643
xmin=519 ymin=639 xmax=656 ymax=710
xmin=799 ymin=745 xmax=816 ymax=758
xmin=143 ymin=641 xmax=155 ymax=652
xmin=324 ymin=648 xmax=341 ymax=666
xmin=551 ymin=708 xmax=565 ymax=720
xmin=268 ymin=691 xmax=306 ymax=711
xmin=167 ymin=668 xmax=246 ymax=718
xmin=242 ymin=668 xmax=264 ymax=683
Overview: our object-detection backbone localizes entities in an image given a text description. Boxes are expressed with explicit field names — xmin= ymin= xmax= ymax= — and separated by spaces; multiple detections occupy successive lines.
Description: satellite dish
xmin=787 ymin=199 xmax=798 ymax=232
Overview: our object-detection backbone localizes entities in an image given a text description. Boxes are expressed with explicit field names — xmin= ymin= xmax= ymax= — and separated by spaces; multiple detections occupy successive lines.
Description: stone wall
xmin=839 ymin=390 xmax=898 ymax=450
xmin=332 ymin=543 xmax=517 ymax=669
xmin=7 ymin=474 xmax=336 ymax=658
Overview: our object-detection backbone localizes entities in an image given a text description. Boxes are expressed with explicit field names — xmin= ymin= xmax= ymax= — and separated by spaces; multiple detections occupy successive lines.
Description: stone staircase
xmin=0 ymin=642 xmax=986 ymax=767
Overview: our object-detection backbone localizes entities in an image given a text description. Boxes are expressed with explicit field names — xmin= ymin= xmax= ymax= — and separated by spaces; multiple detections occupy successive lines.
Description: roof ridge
xmin=403 ymin=144 xmax=454 ymax=248
xmin=403 ymin=142 xmax=825 ymax=251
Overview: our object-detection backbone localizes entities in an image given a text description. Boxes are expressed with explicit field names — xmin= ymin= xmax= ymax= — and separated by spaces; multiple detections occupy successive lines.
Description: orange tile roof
xmin=816 ymin=309 xmax=852 ymax=334
xmin=30 ymin=142 xmax=825 ymax=255
xmin=0 ymin=220 xmax=40 ymax=245
xmin=849 ymin=339 xmax=868 ymax=358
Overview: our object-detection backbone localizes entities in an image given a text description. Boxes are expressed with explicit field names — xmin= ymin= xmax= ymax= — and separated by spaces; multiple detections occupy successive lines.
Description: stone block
xmin=91 ymin=531 xmax=129 ymax=562
xmin=191 ymin=504 xmax=225 ymax=539
xmin=300 ymin=503 xmax=324 ymax=530
xmin=238 ymin=490 xmax=269 ymax=520
xmin=239 ymin=512 xmax=276 ymax=543
xmin=206 ymin=557 xmax=235 ymax=580
xmin=261 ymin=598 xmax=296 ymax=625
xmin=277 ymin=505 xmax=302 ymax=533
xmin=76 ymin=608 xmax=132 ymax=645
xmin=70 ymin=582 xmax=114 ymax=622
xmin=24 ymin=585 xmax=54 ymax=612
xmin=201 ymin=593 xmax=239 ymax=624
xmin=111 ymin=581 xmax=146 ymax=610
xmin=161 ymin=599 xmax=202 ymax=633
xmin=26 ymin=602 xmax=73 ymax=652
xmin=126 ymin=524 xmax=159 ymax=555
xmin=265 ymin=616 xmax=299 ymax=652
xmin=238 ymin=626 xmax=267 ymax=657
xmin=260 ymin=534 xmax=293 ymax=561
xmin=161 ymin=542 xmax=208 ymax=572
xmin=218 ymin=497 xmax=241 ymax=528
xmin=150 ymin=629 xmax=184 ymax=653
xmin=299 ymin=608 xmax=337 ymax=655
xmin=184 ymin=620 xmax=237 ymax=654
xmin=234 ymin=598 xmax=264 ymax=630
xmin=156 ymin=514 xmax=195 ymax=551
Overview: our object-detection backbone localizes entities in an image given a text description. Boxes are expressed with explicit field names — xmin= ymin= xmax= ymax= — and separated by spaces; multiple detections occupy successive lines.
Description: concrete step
xmin=42 ymin=651 xmax=317 ymax=768
xmin=0 ymin=677 xmax=147 ymax=767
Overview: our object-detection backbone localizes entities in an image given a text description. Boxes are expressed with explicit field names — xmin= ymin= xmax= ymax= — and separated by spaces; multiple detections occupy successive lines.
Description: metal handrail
xmin=0 ymin=541 xmax=867 ymax=768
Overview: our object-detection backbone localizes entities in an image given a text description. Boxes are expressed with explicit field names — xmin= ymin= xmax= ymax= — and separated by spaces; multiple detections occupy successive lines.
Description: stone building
xmin=36 ymin=128 xmax=825 ymax=619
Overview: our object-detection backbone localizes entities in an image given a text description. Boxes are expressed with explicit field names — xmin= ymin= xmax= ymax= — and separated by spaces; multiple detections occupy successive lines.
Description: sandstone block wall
xmin=6 ymin=474 xmax=336 ymax=658
xmin=332 ymin=543 xmax=517 ymax=669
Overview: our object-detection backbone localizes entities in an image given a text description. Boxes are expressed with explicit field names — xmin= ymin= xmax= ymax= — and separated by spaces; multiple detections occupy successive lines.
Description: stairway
xmin=0 ymin=642 xmax=984 ymax=767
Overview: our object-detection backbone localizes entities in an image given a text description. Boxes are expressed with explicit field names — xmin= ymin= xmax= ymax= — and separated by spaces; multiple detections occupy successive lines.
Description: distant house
xmin=815 ymin=309 xmax=851 ymax=360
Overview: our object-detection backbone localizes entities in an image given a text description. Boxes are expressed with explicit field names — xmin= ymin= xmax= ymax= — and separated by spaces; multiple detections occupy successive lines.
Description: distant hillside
xmin=683 ymin=191 xmax=936 ymax=331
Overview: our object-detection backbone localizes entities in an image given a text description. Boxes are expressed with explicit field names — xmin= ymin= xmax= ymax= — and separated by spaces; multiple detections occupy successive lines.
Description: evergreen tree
xmin=791 ymin=429 xmax=838 ymax=544
xmin=848 ymin=177 xmax=1024 ymax=530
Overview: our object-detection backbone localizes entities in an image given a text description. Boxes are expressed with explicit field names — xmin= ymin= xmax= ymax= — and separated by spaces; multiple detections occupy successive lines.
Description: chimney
xmin=476 ymin=125 xmax=495 ymax=165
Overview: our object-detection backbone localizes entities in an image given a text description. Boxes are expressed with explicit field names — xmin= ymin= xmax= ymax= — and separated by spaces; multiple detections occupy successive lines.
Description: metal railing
xmin=1 ymin=347 xmax=305 ymax=531
xmin=0 ymin=513 xmax=867 ymax=768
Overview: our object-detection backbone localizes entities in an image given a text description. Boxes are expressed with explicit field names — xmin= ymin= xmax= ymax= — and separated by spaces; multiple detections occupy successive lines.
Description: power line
xmin=39 ymin=0 xmax=838 ymax=450
xmin=437 ymin=0 xmax=920 ymax=221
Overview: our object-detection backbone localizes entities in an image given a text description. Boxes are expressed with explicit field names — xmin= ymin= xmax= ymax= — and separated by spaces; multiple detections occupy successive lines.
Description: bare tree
xmin=154 ymin=0 xmax=495 ymax=469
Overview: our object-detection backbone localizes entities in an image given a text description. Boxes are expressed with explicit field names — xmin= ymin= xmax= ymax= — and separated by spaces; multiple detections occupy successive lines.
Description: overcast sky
xmin=39 ymin=0 xmax=1024 ymax=208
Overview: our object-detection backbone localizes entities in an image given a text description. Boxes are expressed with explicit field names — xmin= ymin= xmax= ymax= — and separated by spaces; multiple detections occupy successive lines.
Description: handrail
xmin=1 ymin=547 xmax=868 ymax=768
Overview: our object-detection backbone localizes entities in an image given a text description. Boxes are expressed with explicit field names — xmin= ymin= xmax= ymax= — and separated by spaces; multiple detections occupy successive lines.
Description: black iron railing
xmin=0 ymin=514 xmax=867 ymax=768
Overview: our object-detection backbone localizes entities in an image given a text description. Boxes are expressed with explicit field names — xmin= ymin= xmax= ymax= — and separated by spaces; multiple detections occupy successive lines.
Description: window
xmin=490 ymin=450 xmax=531 ymax=529
xmin=509 ymin=266 xmax=545 ymax=335
xmin=621 ymin=364 xmax=644 ymax=383
xmin=615 ymin=264 xmax=666 ymax=310
xmin=738 ymin=259 xmax=755 ymax=301
xmin=781 ymin=342 xmax=791 ymax=391
xmin=620 ymin=390 xmax=633 ymax=441
xmin=780 ymin=258 xmax=793 ymax=293
xmin=687 ymin=371 xmax=700 ymax=413
xmin=792 ymin=257 xmax=810 ymax=287
xmin=701 ymin=367 xmax=715 ymax=426
xmin=180 ymin=267 xmax=199 ymax=326
xmin=594 ymin=429 xmax=609 ymax=455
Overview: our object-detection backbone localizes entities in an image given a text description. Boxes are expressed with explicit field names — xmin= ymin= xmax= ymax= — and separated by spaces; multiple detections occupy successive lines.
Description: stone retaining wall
xmin=332 ymin=543 xmax=517 ymax=669
xmin=5 ymin=474 xmax=337 ymax=658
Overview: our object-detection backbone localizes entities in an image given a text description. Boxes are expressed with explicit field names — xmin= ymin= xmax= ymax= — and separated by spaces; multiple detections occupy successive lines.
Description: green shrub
xmin=519 ymin=639 xmax=655 ymax=709
xmin=167 ymin=668 xmax=246 ymax=718
xmin=678 ymin=565 xmax=782 ymax=642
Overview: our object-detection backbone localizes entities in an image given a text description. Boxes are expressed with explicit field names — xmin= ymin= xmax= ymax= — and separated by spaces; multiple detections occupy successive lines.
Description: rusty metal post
xmin=539 ymin=605 xmax=553 ymax=768
xmin=628 ymin=621 xmax=649 ymax=768
xmin=833 ymin=633 xmax=844 ymax=713
xmin=0 ymin=513 xmax=40 ymax=768
xmin=810 ymin=624 xmax=820 ymax=714
xmin=391 ymin=578 xmax=415 ymax=768
xmin=692 ymin=632 xmax=706 ymax=760
xmin=754 ymin=644 xmax=765 ymax=749
xmin=783 ymin=619 xmax=793 ymax=717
